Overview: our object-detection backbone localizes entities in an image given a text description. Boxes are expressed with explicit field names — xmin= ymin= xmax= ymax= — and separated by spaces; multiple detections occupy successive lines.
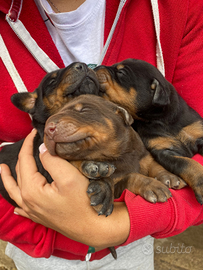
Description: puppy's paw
xmin=87 ymin=180 xmax=114 ymax=216
xmin=81 ymin=161 xmax=116 ymax=179
xmin=156 ymin=171 xmax=187 ymax=189
xmin=141 ymin=178 xmax=172 ymax=203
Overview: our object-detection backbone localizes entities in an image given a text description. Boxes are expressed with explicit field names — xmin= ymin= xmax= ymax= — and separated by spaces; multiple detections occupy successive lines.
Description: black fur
xmin=95 ymin=59 xmax=203 ymax=203
xmin=0 ymin=62 xmax=99 ymax=206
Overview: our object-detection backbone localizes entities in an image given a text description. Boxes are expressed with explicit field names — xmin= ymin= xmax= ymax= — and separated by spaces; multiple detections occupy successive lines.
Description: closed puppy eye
xmin=48 ymin=78 xmax=56 ymax=85
xmin=74 ymin=103 xmax=91 ymax=113
xmin=116 ymin=69 xmax=127 ymax=76
xmin=79 ymin=107 xmax=90 ymax=113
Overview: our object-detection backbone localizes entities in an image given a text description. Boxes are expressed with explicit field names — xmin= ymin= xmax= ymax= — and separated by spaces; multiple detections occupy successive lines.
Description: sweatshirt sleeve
xmin=0 ymin=195 xmax=89 ymax=260
xmin=120 ymin=186 xmax=203 ymax=246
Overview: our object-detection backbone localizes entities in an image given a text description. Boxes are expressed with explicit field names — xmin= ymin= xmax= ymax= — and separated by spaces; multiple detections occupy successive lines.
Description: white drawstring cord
xmin=6 ymin=15 xmax=59 ymax=73
xmin=98 ymin=0 xmax=127 ymax=65
xmin=0 ymin=34 xmax=28 ymax=93
xmin=85 ymin=253 xmax=92 ymax=270
xmin=150 ymin=0 xmax=165 ymax=77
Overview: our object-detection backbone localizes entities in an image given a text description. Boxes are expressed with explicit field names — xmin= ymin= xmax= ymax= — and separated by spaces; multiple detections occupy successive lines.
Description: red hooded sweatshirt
xmin=0 ymin=0 xmax=203 ymax=261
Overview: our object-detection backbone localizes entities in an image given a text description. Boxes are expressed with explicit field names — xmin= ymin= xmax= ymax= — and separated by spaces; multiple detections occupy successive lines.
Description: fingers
xmin=14 ymin=207 xmax=30 ymax=219
xmin=1 ymin=164 xmax=23 ymax=207
xmin=39 ymin=143 xmax=87 ymax=187
xmin=0 ymin=130 xmax=40 ymax=210
xmin=18 ymin=130 xmax=47 ymax=191
xmin=18 ymin=129 xmax=38 ymax=182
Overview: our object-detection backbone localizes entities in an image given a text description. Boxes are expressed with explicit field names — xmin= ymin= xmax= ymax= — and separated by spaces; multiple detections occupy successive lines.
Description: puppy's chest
xmin=110 ymin=152 xmax=143 ymax=183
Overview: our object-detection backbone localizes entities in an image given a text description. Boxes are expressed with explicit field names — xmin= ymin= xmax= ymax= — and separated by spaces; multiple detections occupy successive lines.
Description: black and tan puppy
xmin=0 ymin=62 xmax=100 ymax=206
xmin=43 ymin=94 xmax=181 ymax=217
xmin=95 ymin=58 xmax=203 ymax=203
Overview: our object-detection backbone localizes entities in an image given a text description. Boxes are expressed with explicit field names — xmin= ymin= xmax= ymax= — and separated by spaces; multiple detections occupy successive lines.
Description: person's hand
xmin=1 ymin=129 xmax=93 ymax=233
xmin=1 ymin=130 xmax=130 ymax=249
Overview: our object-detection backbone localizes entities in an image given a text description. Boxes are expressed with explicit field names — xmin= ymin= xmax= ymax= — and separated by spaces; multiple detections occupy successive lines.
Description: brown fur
xmin=44 ymin=94 xmax=181 ymax=216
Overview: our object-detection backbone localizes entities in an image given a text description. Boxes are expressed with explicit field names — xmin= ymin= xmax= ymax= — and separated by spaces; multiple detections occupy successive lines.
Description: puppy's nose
xmin=44 ymin=122 xmax=56 ymax=139
xmin=74 ymin=62 xmax=87 ymax=72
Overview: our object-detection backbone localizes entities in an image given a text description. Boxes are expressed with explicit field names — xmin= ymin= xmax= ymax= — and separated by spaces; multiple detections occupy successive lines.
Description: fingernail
xmin=14 ymin=211 xmax=19 ymax=215
xmin=39 ymin=143 xmax=47 ymax=154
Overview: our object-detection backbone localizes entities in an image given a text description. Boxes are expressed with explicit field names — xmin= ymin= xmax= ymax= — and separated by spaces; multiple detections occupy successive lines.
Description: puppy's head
xmin=44 ymin=94 xmax=133 ymax=161
xmin=11 ymin=62 xmax=100 ymax=126
xmin=95 ymin=59 xmax=174 ymax=120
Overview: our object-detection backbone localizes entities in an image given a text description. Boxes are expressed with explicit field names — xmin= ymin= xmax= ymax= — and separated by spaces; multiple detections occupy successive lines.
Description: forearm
xmin=48 ymin=201 xmax=130 ymax=250
xmin=56 ymin=183 xmax=203 ymax=249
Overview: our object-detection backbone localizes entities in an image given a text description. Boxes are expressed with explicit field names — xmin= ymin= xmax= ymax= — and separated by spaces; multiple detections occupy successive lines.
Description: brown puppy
xmin=43 ymin=94 xmax=183 ymax=260
xmin=44 ymin=94 xmax=180 ymax=217
xmin=95 ymin=58 xmax=203 ymax=203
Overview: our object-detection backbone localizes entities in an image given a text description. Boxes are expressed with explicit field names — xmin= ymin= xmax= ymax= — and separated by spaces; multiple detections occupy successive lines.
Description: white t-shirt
xmin=38 ymin=0 xmax=106 ymax=66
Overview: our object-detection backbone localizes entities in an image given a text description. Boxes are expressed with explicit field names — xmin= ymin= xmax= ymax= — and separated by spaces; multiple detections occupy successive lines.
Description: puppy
xmin=43 ymin=94 xmax=181 ymax=217
xmin=0 ymin=62 xmax=100 ymax=206
xmin=95 ymin=58 xmax=203 ymax=203
xmin=44 ymin=93 xmax=184 ymax=259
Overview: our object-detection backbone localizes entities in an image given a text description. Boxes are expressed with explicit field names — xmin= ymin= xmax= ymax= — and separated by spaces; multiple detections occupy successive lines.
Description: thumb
xmin=39 ymin=143 xmax=85 ymax=185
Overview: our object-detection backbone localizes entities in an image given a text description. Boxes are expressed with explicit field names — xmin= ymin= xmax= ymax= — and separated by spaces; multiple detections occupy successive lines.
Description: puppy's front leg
xmin=87 ymin=177 xmax=114 ymax=217
xmin=71 ymin=160 xmax=116 ymax=179
xmin=115 ymin=172 xmax=172 ymax=203
xmin=139 ymin=153 xmax=187 ymax=189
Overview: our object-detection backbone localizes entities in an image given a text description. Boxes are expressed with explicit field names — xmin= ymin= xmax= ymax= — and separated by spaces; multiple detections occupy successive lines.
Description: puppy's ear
xmin=116 ymin=106 xmax=134 ymax=126
xmin=151 ymin=79 xmax=170 ymax=106
xmin=11 ymin=91 xmax=38 ymax=113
